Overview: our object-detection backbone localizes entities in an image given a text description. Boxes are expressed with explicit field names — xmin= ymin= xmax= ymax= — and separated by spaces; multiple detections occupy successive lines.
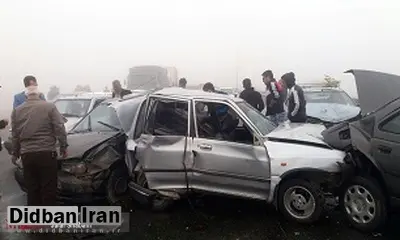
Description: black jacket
xmin=239 ymin=88 xmax=265 ymax=111
xmin=266 ymin=81 xmax=285 ymax=116
xmin=112 ymin=88 xmax=132 ymax=99
xmin=287 ymin=85 xmax=307 ymax=122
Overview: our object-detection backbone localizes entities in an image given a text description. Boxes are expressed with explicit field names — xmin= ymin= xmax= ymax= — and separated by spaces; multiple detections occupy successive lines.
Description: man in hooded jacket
xmin=282 ymin=72 xmax=307 ymax=123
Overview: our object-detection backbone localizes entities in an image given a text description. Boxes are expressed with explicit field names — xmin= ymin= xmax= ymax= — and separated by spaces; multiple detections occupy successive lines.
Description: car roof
xmin=151 ymin=87 xmax=241 ymax=101
xmin=302 ymin=86 xmax=343 ymax=92
xmin=55 ymin=92 xmax=112 ymax=100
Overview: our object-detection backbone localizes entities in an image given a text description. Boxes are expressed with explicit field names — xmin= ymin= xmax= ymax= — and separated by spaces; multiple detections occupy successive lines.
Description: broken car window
xmin=195 ymin=101 xmax=253 ymax=144
xmin=71 ymin=104 xmax=121 ymax=133
xmin=236 ymin=101 xmax=276 ymax=136
xmin=381 ymin=112 xmax=400 ymax=134
xmin=144 ymin=98 xmax=188 ymax=136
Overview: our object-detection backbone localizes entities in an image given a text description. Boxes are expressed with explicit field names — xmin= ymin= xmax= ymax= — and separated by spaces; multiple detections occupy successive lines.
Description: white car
xmin=53 ymin=92 xmax=112 ymax=131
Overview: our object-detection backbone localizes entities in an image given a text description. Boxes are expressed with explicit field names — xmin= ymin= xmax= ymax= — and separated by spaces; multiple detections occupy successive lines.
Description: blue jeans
xmin=268 ymin=112 xmax=287 ymax=125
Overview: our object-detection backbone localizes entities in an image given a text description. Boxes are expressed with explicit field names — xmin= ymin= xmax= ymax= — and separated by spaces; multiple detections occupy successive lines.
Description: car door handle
xmin=198 ymin=143 xmax=212 ymax=151
xmin=378 ymin=145 xmax=392 ymax=154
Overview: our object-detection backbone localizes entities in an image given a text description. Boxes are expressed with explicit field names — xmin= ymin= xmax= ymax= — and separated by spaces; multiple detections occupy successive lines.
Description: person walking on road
xmin=282 ymin=72 xmax=307 ymax=123
xmin=112 ymin=80 xmax=132 ymax=99
xmin=11 ymin=80 xmax=68 ymax=206
xmin=13 ymin=76 xmax=46 ymax=109
xmin=262 ymin=70 xmax=286 ymax=125
xmin=239 ymin=78 xmax=265 ymax=112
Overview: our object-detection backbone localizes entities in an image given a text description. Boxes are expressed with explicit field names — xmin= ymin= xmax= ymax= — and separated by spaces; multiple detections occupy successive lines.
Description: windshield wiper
xmin=97 ymin=121 xmax=121 ymax=132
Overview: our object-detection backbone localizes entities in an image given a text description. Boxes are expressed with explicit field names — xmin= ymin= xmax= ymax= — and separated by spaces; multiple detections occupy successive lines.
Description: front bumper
xmin=14 ymin=167 xmax=107 ymax=203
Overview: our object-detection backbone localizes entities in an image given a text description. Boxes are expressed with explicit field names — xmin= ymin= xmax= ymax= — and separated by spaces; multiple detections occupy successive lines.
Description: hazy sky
xmin=1 ymin=0 xmax=400 ymax=110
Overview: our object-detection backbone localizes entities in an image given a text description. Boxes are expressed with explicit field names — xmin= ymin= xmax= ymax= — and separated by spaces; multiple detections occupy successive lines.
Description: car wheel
xmin=107 ymin=165 xmax=129 ymax=205
xmin=136 ymin=171 xmax=173 ymax=211
xmin=340 ymin=176 xmax=387 ymax=232
xmin=278 ymin=179 xmax=324 ymax=224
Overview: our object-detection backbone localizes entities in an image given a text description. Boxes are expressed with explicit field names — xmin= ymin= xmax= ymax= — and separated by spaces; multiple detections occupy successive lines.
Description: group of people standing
xmin=240 ymin=70 xmax=307 ymax=125
xmin=178 ymin=70 xmax=307 ymax=126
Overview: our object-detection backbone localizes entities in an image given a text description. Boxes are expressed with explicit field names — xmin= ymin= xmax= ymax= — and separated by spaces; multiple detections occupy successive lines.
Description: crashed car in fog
xmin=302 ymin=84 xmax=361 ymax=126
xmin=322 ymin=69 xmax=400 ymax=232
xmin=12 ymin=91 xmax=147 ymax=203
xmin=11 ymin=87 xmax=353 ymax=223
xmin=125 ymin=88 xmax=353 ymax=224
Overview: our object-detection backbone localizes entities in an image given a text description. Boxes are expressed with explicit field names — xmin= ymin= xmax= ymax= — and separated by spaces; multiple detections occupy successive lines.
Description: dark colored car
xmin=11 ymin=92 xmax=147 ymax=203
xmin=322 ymin=69 xmax=400 ymax=232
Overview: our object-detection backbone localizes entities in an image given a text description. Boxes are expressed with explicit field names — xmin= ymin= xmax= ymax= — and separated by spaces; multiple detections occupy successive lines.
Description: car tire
xmin=136 ymin=171 xmax=173 ymax=211
xmin=106 ymin=164 xmax=129 ymax=205
xmin=278 ymin=179 xmax=324 ymax=224
xmin=340 ymin=176 xmax=387 ymax=232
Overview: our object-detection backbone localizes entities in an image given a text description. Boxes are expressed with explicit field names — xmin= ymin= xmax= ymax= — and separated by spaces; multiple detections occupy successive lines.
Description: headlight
xmin=62 ymin=162 xmax=87 ymax=175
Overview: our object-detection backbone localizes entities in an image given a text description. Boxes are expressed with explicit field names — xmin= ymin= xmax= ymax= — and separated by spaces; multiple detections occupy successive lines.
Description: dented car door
xmin=188 ymin=99 xmax=271 ymax=200
xmin=134 ymin=96 xmax=191 ymax=190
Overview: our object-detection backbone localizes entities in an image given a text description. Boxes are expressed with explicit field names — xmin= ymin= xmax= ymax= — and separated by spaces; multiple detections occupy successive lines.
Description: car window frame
xmin=378 ymin=108 xmax=400 ymax=135
xmin=143 ymin=95 xmax=191 ymax=137
xmin=192 ymin=98 xmax=263 ymax=146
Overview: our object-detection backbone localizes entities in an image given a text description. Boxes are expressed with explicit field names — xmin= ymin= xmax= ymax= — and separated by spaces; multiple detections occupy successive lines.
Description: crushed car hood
xmin=64 ymin=132 xmax=118 ymax=159
xmin=306 ymin=103 xmax=361 ymax=123
xmin=267 ymin=123 xmax=328 ymax=147
xmin=346 ymin=69 xmax=400 ymax=114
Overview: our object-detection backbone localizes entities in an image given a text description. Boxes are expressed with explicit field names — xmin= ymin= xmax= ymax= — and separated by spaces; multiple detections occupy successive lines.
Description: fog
xmin=1 ymin=0 xmax=400 ymax=112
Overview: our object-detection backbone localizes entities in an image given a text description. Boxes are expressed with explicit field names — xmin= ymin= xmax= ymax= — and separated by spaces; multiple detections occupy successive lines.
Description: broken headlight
xmin=61 ymin=162 xmax=87 ymax=175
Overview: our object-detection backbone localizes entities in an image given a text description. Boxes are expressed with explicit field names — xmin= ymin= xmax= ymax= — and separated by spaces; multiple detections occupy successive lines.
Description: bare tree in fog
xmin=47 ymin=86 xmax=60 ymax=101
xmin=74 ymin=85 xmax=92 ymax=92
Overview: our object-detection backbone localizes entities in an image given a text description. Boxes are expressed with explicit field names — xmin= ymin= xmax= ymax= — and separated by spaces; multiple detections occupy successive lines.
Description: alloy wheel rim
xmin=344 ymin=185 xmax=376 ymax=224
xmin=283 ymin=186 xmax=316 ymax=220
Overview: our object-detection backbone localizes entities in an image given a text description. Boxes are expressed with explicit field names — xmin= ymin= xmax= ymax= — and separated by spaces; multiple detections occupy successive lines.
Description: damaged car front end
xmin=124 ymin=88 xmax=354 ymax=224
xmin=13 ymin=92 xmax=147 ymax=203
xmin=322 ymin=69 xmax=400 ymax=232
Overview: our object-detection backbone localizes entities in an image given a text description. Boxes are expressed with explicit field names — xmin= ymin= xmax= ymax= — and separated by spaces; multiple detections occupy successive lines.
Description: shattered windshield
xmin=305 ymin=90 xmax=356 ymax=106
xmin=236 ymin=101 xmax=276 ymax=135
xmin=54 ymin=99 xmax=91 ymax=118
xmin=71 ymin=104 xmax=121 ymax=133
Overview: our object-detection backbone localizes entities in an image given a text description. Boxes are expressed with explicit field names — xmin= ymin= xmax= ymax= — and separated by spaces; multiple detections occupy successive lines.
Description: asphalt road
xmin=0 ymin=129 xmax=398 ymax=240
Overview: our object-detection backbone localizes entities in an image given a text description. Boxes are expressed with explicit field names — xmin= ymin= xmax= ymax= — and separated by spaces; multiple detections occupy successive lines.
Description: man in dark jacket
xmin=262 ymin=70 xmax=285 ymax=125
xmin=239 ymin=78 xmax=264 ymax=112
xmin=11 ymin=83 xmax=68 ymax=206
xmin=112 ymin=80 xmax=132 ymax=99
xmin=282 ymin=72 xmax=307 ymax=123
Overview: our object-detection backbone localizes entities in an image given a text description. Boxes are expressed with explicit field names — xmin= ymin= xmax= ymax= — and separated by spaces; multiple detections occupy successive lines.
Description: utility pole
xmin=235 ymin=48 xmax=239 ymax=90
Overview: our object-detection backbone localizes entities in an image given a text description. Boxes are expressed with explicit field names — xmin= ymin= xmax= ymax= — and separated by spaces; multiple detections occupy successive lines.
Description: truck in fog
xmin=127 ymin=65 xmax=178 ymax=90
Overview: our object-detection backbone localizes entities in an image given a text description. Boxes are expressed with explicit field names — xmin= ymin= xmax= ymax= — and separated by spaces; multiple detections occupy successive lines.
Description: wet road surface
xmin=0 ymin=131 xmax=399 ymax=240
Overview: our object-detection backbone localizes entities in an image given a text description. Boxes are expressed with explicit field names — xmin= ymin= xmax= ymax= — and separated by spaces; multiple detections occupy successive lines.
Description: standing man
xmin=179 ymin=78 xmax=187 ymax=88
xmin=282 ymin=72 xmax=307 ymax=123
xmin=262 ymin=70 xmax=285 ymax=125
xmin=239 ymin=78 xmax=265 ymax=111
xmin=112 ymin=80 xmax=132 ymax=99
xmin=13 ymin=76 xmax=46 ymax=109
xmin=11 ymin=81 xmax=68 ymax=206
